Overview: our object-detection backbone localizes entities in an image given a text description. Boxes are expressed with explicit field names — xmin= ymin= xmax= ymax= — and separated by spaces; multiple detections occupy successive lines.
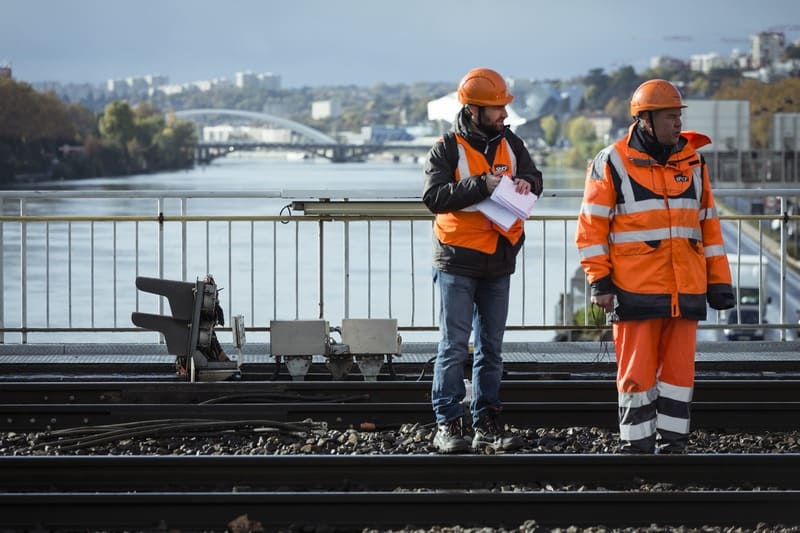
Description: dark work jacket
xmin=422 ymin=109 xmax=542 ymax=278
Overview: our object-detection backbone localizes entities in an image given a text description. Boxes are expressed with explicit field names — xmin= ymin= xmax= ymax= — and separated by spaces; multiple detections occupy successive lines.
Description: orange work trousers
xmin=612 ymin=317 xmax=698 ymax=393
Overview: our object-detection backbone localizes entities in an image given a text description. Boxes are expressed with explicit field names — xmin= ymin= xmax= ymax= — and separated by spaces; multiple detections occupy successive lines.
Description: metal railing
xmin=1 ymin=189 xmax=798 ymax=344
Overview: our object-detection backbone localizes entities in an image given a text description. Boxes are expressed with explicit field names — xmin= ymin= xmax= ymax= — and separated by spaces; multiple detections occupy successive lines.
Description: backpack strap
xmin=442 ymin=131 xmax=459 ymax=170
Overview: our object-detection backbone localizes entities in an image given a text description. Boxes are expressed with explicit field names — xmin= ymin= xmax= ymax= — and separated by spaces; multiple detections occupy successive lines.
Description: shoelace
xmin=485 ymin=416 xmax=508 ymax=436
xmin=446 ymin=420 xmax=463 ymax=436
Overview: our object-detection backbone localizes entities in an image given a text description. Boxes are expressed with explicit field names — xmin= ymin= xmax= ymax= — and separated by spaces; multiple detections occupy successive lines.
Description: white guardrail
xmin=0 ymin=188 xmax=799 ymax=344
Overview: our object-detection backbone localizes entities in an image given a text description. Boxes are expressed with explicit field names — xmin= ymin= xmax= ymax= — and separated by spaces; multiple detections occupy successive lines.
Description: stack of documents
xmin=475 ymin=177 xmax=538 ymax=231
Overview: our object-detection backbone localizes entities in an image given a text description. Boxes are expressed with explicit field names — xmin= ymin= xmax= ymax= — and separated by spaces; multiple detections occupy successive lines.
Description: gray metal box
xmin=342 ymin=319 xmax=399 ymax=355
xmin=270 ymin=320 xmax=329 ymax=356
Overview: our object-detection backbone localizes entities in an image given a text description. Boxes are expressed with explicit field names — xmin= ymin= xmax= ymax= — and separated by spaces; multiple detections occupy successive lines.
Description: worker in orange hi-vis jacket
xmin=575 ymin=79 xmax=735 ymax=454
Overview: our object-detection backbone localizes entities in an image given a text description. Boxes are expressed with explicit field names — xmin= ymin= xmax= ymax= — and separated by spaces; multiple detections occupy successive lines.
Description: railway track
xmin=4 ymin=379 xmax=800 ymax=529
xmin=3 ymin=379 xmax=800 ymax=431
xmin=3 ymin=453 xmax=800 ymax=491
xmin=2 ymin=455 xmax=800 ymax=530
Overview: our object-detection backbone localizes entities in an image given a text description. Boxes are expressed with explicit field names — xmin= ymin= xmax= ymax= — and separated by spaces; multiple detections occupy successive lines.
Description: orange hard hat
xmin=457 ymin=67 xmax=514 ymax=106
xmin=630 ymin=79 xmax=687 ymax=117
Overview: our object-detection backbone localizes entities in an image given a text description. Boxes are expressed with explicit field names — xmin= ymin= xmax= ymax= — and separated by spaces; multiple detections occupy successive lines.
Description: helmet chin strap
xmin=641 ymin=111 xmax=674 ymax=148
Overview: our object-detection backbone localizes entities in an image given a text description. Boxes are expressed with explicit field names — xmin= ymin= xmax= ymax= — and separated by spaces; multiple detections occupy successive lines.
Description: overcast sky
xmin=2 ymin=0 xmax=798 ymax=88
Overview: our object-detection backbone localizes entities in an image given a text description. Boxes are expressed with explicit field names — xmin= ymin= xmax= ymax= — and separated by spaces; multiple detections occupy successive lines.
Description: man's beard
xmin=477 ymin=116 xmax=503 ymax=136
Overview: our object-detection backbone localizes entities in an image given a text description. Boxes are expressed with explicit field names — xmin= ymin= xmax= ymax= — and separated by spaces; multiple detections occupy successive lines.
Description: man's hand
xmin=485 ymin=173 xmax=502 ymax=193
xmin=513 ymin=178 xmax=531 ymax=194
xmin=530 ymin=174 xmax=543 ymax=196
xmin=591 ymin=293 xmax=616 ymax=313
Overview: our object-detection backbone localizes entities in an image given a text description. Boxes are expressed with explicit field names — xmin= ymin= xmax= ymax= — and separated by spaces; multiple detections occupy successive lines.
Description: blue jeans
xmin=431 ymin=269 xmax=510 ymax=426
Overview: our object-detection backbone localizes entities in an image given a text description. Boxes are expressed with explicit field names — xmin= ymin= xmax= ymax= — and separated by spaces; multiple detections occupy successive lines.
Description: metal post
xmin=250 ymin=221 xmax=255 ymax=328
xmin=317 ymin=220 xmax=323 ymax=319
xmin=158 ymin=198 xmax=164 ymax=317
xmin=90 ymin=221 xmax=95 ymax=328
xmin=20 ymin=199 xmax=26 ymax=344
xmin=68 ymin=222 xmax=72 ymax=328
xmin=113 ymin=222 xmax=117 ymax=327
xmin=227 ymin=221 xmax=232 ymax=319
xmin=368 ymin=222 xmax=372 ymax=318
xmin=562 ymin=219 xmax=568 ymax=327
xmin=543 ymin=220 xmax=548 ymax=325
xmin=780 ymin=196 xmax=787 ymax=341
xmin=344 ymin=220 xmax=349 ymax=319
xmin=135 ymin=221 xmax=140 ymax=312
xmin=181 ymin=198 xmax=188 ymax=281
xmin=388 ymin=221 xmax=392 ymax=318
xmin=410 ymin=220 xmax=415 ymax=326
xmin=0 ymin=198 xmax=4 ymax=343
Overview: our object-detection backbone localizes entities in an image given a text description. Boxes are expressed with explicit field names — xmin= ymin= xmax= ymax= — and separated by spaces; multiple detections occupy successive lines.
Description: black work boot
xmin=472 ymin=410 xmax=524 ymax=452
xmin=618 ymin=435 xmax=656 ymax=454
xmin=656 ymin=433 xmax=688 ymax=454
xmin=433 ymin=417 xmax=470 ymax=454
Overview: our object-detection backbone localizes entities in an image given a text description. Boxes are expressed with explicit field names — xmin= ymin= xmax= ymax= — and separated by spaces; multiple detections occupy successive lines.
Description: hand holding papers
xmin=475 ymin=176 xmax=538 ymax=231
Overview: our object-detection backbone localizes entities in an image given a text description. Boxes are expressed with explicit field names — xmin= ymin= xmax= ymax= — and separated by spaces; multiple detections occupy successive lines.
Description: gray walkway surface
xmin=0 ymin=341 xmax=798 ymax=365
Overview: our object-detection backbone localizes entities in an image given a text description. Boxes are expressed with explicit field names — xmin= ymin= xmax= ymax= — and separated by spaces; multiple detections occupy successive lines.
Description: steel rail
xmin=3 ymin=454 xmax=800 ymax=492
xmin=3 ymin=378 xmax=800 ymax=405
xmin=3 ymin=399 xmax=800 ymax=431
xmin=1 ymin=491 xmax=799 ymax=530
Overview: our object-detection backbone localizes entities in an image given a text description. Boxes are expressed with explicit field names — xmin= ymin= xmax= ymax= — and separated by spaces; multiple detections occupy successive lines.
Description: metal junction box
xmin=270 ymin=320 xmax=330 ymax=356
xmin=341 ymin=319 xmax=399 ymax=355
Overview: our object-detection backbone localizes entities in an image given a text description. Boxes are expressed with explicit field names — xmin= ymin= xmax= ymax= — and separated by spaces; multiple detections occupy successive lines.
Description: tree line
xmin=4 ymin=64 xmax=799 ymax=182
xmin=544 ymin=67 xmax=800 ymax=168
xmin=0 ymin=77 xmax=197 ymax=184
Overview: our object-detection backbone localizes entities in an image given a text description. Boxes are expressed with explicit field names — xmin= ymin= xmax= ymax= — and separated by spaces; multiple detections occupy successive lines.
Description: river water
xmin=3 ymin=153 xmax=591 ymax=344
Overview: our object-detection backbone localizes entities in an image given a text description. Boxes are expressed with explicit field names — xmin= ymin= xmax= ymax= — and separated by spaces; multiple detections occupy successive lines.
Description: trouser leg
xmin=614 ymin=319 xmax=659 ymax=453
xmin=655 ymin=318 xmax=697 ymax=452
xmin=431 ymin=269 xmax=476 ymax=424
xmin=470 ymin=274 xmax=510 ymax=424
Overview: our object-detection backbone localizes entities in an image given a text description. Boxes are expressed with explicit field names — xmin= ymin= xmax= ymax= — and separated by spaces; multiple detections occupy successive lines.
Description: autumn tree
xmin=714 ymin=77 xmax=800 ymax=148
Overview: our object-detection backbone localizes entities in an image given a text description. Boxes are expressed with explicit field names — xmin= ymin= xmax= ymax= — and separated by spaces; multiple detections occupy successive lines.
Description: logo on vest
xmin=674 ymin=174 xmax=689 ymax=183
xmin=494 ymin=164 xmax=509 ymax=174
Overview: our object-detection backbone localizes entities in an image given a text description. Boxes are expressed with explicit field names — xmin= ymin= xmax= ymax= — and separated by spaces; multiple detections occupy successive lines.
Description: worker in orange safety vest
xmin=575 ymin=79 xmax=735 ymax=454
xmin=423 ymin=67 xmax=543 ymax=454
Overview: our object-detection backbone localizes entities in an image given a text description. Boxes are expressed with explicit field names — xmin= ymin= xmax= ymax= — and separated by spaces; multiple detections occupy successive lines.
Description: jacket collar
xmin=626 ymin=122 xmax=688 ymax=166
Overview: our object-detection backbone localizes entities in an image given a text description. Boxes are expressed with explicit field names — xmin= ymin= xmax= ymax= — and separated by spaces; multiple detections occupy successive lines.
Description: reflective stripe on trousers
xmin=618 ymin=381 xmax=692 ymax=441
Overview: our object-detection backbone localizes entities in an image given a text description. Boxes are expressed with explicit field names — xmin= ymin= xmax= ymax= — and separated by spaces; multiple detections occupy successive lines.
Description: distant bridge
xmin=175 ymin=108 xmax=429 ymax=163
xmin=175 ymin=109 xmax=337 ymax=144
xmin=196 ymin=140 xmax=430 ymax=163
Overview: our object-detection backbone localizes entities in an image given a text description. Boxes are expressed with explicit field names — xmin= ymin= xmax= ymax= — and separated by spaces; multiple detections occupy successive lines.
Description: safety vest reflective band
xmin=433 ymin=135 xmax=522 ymax=254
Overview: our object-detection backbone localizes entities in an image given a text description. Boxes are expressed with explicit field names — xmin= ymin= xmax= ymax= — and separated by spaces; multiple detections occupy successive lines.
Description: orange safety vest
xmin=576 ymin=125 xmax=732 ymax=320
xmin=433 ymin=135 xmax=523 ymax=254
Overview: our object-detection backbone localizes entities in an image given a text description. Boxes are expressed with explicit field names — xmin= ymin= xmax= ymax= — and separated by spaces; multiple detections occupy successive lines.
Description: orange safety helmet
xmin=457 ymin=67 xmax=514 ymax=107
xmin=629 ymin=79 xmax=687 ymax=117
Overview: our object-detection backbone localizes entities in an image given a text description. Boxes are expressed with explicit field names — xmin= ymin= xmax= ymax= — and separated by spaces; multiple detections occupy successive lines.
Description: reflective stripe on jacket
xmin=433 ymin=135 xmax=522 ymax=254
xmin=575 ymin=124 xmax=732 ymax=320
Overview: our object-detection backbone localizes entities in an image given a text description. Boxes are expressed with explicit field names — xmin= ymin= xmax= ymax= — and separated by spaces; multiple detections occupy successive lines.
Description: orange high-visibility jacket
xmin=575 ymin=125 xmax=733 ymax=321
xmin=433 ymin=134 xmax=523 ymax=254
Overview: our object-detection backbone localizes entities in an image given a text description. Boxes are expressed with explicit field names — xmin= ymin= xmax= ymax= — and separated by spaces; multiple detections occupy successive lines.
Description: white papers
xmin=475 ymin=177 xmax=538 ymax=231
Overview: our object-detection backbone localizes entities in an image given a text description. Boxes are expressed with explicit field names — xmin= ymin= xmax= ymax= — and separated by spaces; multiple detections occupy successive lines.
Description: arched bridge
xmin=175 ymin=108 xmax=429 ymax=163
xmin=175 ymin=108 xmax=337 ymax=144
